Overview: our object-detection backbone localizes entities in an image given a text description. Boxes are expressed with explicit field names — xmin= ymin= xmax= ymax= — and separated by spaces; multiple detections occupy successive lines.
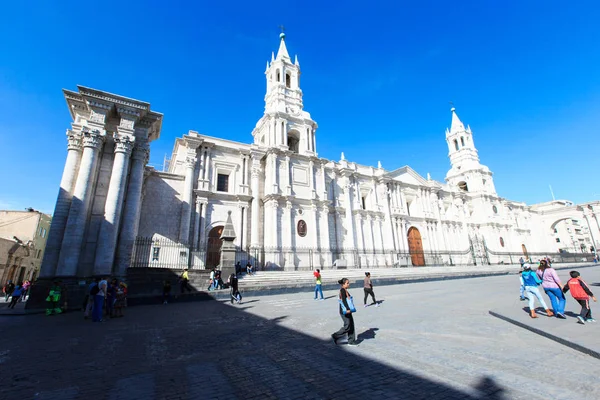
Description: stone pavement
xmin=1 ymin=266 xmax=599 ymax=399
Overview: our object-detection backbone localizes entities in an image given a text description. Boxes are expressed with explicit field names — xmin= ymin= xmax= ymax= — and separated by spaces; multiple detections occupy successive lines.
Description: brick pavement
xmin=1 ymin=266 xmax=599 ymax=399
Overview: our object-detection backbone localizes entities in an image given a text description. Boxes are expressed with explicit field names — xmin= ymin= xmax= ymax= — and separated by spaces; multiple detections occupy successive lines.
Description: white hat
xmin=522 ymin=263 xmax=531 ymax=270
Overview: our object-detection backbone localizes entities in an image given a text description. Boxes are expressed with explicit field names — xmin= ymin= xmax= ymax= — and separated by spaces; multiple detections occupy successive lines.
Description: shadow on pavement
xmin=357 ymin=327 xmax=379 ymax=341
xmin=5 ymin=269 xmax=507 ymax=399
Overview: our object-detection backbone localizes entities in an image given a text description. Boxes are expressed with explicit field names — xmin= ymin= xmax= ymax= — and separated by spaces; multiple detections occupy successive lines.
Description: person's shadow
xmin=357 ymin=328 xmax=379 ymax=341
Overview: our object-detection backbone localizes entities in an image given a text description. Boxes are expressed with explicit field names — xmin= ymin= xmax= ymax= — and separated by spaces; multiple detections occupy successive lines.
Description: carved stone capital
xmin=184 ymin=156 xmax=196 ymax=169
xmin=251 ymin=167 xmax=262 ymax=179
xmin=132 ymin=140 xmax=150 ymax=162
xmin=66 ymin=129 xmax=83 ymax=152
xmin=89 ymin=109 xmax=107 ymax=124
xmin=113 ymin=134 xmax=135 ymax=155
xmin=82 ymin=128 xmax=105 ymax=150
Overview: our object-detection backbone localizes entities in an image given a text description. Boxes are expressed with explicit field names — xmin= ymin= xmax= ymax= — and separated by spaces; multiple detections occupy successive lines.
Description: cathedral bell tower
xmin=445 ymin=108 xmax=496 ymax=194
xmin=252 ymin=32 xmax=318 ymax=156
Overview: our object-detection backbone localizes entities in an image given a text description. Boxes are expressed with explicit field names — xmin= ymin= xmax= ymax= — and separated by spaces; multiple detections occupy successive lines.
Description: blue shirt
xmin=11 ymin=286 xmax=23 ymax=296
xmin=522 ymin=270 xmax=542 ymax=287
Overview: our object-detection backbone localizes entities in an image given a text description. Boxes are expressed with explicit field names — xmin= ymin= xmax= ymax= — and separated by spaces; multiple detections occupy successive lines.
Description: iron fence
xmin=130 ymin=237 xmax=596 ymax=271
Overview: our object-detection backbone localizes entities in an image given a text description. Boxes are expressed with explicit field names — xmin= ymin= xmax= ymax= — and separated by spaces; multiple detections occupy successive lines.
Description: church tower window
xmin=461 ymin=137 xmax=465 ymax=147
xmin=217 ymin=174 xmax=230 ymax=192
xmin=458 ymin=181 xmax=468 ymax=192
xmin=454 ymin=139 xmax=459 ymax=151
xmin=285 ymin=73 xmax=291 ymax=88
xmin=287 ymin=132 xmax=299 ymax=153
xmin=276 ymin=70 xmax=281 ymax=82
xmin=361 ymin=196 xmax=367 ymax=210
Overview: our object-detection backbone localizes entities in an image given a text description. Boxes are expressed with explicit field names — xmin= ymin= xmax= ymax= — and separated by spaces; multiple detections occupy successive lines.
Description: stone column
xmin=320 ymin=205 xmax=330 ymax=251
xmin=238 ymin=204 xmax=245 ymax=249
xmin=199 ymin=201 xmax=207 ymax=250
xmin=205 ymin=148 xmax=212 ymax=190
xmin=56 ymin=128 xmax=105 ymax=276
xmin=309 ymin=160 xmax=316 ymax=199
xmin=93 ymin=134 xmax=135 ymax=275
xmin=40 ymin=130 xmax=83 ymax=278
xmin=352 ymin=213 xmax=361 ymax=251
xmin=250 ymin=160 xmax=261 ymax=248
xmin=284 ymin=155 xmax=291 ymax=195
xmin=381 ymin=185 xmax=395 ymax=251
xmin=114 ymin=139 xmax=149 ymax=277
xmin=320 ymin=162 xmax=327 ymax=200
xmin=343 ymin=180 xmax=356 ymax=249
xmin=179 ymin=154 xmax=196 ymax=244
xmin=193 ymin=198 xmax=202 ymax=250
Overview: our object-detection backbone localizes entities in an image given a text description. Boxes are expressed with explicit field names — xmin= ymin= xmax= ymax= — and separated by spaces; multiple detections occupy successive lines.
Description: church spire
xmin=276 ymin=32 xmax=291 ymax=61
xmin=450 ymin=107 xmax=465 ymax=134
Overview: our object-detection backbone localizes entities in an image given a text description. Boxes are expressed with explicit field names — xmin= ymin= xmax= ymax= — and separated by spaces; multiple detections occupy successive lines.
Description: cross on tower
xmin=279 ymin=25 xmax=285 ymax=33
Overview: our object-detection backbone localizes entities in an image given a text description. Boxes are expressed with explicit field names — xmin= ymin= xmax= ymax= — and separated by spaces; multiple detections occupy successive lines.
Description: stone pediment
xmin=386 ymin=166 xmax=428 ymax=186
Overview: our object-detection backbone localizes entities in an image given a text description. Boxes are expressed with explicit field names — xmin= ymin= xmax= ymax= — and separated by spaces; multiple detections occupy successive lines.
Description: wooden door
xmin=408 ymin=227 xmax=425 ymax=266
xmin=206 ymin=226 xmax=224 ymax=269
xmin=521 ymin=244 xmax=529 ymax=260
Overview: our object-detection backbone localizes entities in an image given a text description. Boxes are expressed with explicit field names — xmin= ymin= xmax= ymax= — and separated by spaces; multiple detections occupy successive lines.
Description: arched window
xmin=276 ymin=70 xmax=281 ymax=82
xmin=454 ymin=139 xmax=459 ymax=151
xmin=285 ymin=73 xmax=291 ymax=88
xmin=458 ymin=181 xmax=468 ymax=192
xmin=461 ymin=137 xmax=465 ymax=147
xmin=287 ymin=130 xmax=300 ymax=153
xmin=499 ymin=237 xmax=505 ymax=247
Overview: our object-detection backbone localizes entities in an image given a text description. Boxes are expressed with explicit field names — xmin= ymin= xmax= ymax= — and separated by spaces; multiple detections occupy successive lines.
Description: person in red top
xmin=563 ymin=270 xmax=597 ymax=324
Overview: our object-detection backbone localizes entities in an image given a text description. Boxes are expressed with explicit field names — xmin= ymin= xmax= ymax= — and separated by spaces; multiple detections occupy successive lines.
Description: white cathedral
xmin=39 ymin=33 xmax=599 ymax=280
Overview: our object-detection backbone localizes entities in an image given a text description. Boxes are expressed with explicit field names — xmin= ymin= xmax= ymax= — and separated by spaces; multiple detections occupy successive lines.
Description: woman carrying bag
xmin=331 ymin=278 xmax=359 ymax=346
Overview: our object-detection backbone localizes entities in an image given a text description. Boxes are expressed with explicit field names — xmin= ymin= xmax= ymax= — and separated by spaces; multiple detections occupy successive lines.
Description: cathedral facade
xmin=39 ymin=34 xmax=599 ymax=279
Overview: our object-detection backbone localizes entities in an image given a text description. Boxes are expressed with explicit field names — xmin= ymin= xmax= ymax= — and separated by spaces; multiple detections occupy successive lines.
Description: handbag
xmin=339 ymin=294 xmax=357 ymax=313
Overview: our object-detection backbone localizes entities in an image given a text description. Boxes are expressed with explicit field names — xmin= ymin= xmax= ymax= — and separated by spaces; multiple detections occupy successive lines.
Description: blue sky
xmin=1 ymin=1 xmax=599 ymax=214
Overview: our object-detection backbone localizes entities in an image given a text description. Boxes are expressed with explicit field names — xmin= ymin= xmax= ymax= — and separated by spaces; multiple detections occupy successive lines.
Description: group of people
xmin=519 ymin=259 xmax=596 ymax=324
xmin=3 ymin=280 xmax=32 ymax=309
xmin=310 ymin=270 xmax=380 ymax=346
xmin=82 ymin=277 xmax=128 ymax=322
xmin=235 ymin=261 xmax=255 ymax=276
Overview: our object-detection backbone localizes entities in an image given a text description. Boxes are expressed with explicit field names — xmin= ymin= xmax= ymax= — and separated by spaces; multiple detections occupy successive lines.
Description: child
xmin=521 ymin=264 xmax=553 ymax=318
xmin=518 ymin=269 xmax=527 ymax=301
xmin=163 ymin=280 xmax=171 ymax=304
xmin=563 ymin=270 xmax=597 ymax=324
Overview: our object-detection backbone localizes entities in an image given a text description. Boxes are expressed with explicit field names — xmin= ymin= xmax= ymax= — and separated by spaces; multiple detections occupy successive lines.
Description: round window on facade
xmin=500 ymin=237 xmax=505 ymax=247
xmin=492 ymin=205 xmax=498 ymax=214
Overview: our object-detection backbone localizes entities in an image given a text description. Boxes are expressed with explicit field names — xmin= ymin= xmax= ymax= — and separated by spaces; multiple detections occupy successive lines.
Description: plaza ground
xmin=1 ymin=267 xmax=599 ymax=399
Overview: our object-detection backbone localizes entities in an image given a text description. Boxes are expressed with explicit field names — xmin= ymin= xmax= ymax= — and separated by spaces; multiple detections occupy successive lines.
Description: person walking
xmin=228 ymin=273 xmax=242 ymax=304
xmin=3 ymin=281 xmax=15 ymax=302
xmin=563 ymin=270 xmax=597 ymax=324
xmin=313 ymin=269 xmax=324 ymax=300
xmin=84 ymin=278 xmax=100 ymax=319
xmin=331 ymin=278 xmax=358 ymax=346
xmin=536 ymin=259 xmax=566 ymax=319
xmin=7 ymin=283 xmax=23 ymax=309
xmin=45 ymin=281 xmax=63 ymax=316
xmin=518 ymin=269 xmax=527 ymax=301
xmin=180 ymin=268 xmax=192 ymax=294
xmin=522 ymin=264 xmax=553 ymax=318
xmin=92 ymin=277 xmax=107 ymax=322
xmin=363 ymin=272 xmax=378 ymax=307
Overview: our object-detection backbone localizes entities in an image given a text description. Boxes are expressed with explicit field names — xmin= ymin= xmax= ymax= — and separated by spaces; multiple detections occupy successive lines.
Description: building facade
xmin=0 ymin=209 xmax=52 ymax=283
xmin=39 ymin=34 xmax=599 ymax=280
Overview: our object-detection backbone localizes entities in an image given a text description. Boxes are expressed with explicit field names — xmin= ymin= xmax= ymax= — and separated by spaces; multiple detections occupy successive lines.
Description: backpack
xmin=90 ymin=283 xmax=100 ymax=296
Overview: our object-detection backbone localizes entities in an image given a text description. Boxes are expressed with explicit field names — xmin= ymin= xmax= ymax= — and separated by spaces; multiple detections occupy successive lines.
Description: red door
xmin=206 ymin=226 xmax=224 ymax=269
xmin=408 ymin=227 xmax=425 ymax=266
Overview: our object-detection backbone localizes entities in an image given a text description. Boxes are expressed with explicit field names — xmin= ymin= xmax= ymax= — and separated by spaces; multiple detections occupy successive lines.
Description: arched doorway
xmin=206 ymin=226 xmax=224 ymax=269
xmin=407 ymin=227 xmax=425 ymax=266
xmin=521 ymin=244 xmax=529 ymax=260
